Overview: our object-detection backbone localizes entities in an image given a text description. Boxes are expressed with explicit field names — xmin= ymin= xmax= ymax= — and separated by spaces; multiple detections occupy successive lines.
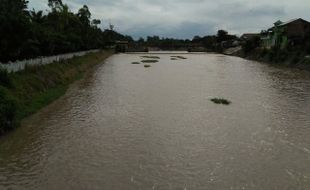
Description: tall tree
xmin=0 ymin=0 xmax=30 ymax=62
xmin=217 ymin=30 xmax=228 ymax=42
xmin=48 ymin=0 xmax=63 ymax=12
xmin=77 ymin=5 xmax=91 ymax=26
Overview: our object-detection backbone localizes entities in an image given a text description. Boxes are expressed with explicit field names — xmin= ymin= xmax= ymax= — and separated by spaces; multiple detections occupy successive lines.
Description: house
xmin=261 ymin=18 xmax=310 ymax=49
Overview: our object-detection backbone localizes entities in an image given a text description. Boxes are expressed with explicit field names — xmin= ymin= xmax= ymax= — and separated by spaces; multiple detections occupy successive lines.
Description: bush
xmin=0 ymin=68 xmax=11 ymax=87
xmin=242 ymin=37 xmax=260 ymax=54
xmin=0 ymin=87 xmax=17 ymax=134
xmin=260 ymin=48 xmax=268 ymax=57
xmin=292 ymin=54 xmax=301 ymax=64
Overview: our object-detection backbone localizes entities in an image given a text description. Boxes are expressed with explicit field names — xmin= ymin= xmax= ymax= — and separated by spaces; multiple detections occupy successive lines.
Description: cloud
xmin=28 ymin=0 xmax=310 ymax=39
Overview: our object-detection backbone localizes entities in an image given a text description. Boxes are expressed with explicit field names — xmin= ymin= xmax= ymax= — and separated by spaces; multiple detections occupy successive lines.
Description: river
xmin=0 ymin=52 xmax=310 ymax=190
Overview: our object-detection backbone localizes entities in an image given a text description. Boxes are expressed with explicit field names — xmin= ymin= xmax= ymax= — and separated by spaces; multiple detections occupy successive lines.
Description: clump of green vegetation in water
xmin=171 ymin=56 xmax=187 ymax=59
xmin=141 ymin=60 xmax=158 ymax=63
xmin=144 ymin=65 xmax=151 ymax=68
xmin=171 ymin=58 xmax=178 ymax=60
xmin=131 ymin=62 xmax=140 ymax=64
xmin=141 ymin=56 xmax=160 ymax=59
xmin=211 ymin=98 xmax=231 ymax=105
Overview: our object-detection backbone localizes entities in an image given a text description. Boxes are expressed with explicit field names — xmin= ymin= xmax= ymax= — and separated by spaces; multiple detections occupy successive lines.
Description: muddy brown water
xmin=0 ymin=52 xmax=310 ymax=190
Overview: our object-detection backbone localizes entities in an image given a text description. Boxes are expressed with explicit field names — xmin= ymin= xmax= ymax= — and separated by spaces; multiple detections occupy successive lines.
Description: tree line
xmin=133 ymin=30 xmax=237 ymax=51
xmin=0 ymin=0 xmax=130 ymax=63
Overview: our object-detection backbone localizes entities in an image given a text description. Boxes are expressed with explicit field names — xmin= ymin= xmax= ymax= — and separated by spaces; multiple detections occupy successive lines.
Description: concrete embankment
xmin=0 ymin=50 xmax=113 ymax=135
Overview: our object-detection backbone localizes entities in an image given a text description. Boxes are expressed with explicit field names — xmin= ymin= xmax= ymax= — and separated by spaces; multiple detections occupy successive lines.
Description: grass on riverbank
xmin=0 ymin=50 xmax=112 ymax=135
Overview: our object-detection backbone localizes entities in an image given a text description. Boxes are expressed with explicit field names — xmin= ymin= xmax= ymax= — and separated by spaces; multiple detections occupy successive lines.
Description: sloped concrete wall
xmin=0 ymin=49 xmax=100 ymax=73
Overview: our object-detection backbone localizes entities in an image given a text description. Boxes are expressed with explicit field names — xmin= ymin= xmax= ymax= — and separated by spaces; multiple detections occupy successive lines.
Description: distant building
xmin=261 ymin=18 xmax=310 ymax=49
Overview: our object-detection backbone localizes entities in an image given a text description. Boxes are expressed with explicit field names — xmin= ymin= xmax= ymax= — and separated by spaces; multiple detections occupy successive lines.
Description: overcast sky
xmin=28 ymin=0 xmax=310 ymax=39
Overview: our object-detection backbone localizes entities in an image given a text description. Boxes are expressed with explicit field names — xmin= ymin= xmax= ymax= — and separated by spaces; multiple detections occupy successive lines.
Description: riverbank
xmin=223 ymin=47 xmax=310 ymax=70
xmin=0 ymin=50 xmax=113 ymax=135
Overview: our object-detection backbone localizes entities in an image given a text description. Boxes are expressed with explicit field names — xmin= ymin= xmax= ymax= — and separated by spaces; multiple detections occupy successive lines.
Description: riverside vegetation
xmin=0 ymin=0 xmax=131 ymax=63
xmin=0 ymin=51 xmax=112 ymax=135
xmin=0 ymin=0 xmax=129 ymax=135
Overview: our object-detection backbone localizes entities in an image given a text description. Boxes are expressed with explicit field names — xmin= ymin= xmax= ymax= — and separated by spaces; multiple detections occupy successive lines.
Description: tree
xmin=138 ymin=37 xmax=145 ymax=43
xmin=0 ymin=0 xmax=131 ymax=62
xmin=48 ymin=0 xmax=63 ymax=12
xmin=0 ymin=0 xmax=30 ymax=62
xmin=92 ymin=19 xmax=101 ymax=26
xmin=192 ymin=35 xmax=202 ymax=43
xmin=217 ymin=30 xmax=228 ymax=42
xmin=77 ymin=5 xmax=91 ymax=26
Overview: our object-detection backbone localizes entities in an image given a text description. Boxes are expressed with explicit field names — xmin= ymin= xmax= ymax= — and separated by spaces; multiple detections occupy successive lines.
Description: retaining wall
xmin=0 ymin=49 xmax=100 ymax=73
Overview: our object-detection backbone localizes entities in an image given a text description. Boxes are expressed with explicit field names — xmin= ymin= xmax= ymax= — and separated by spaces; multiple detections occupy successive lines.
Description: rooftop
xmin=278 ymin=18 xmax=310 ymax=27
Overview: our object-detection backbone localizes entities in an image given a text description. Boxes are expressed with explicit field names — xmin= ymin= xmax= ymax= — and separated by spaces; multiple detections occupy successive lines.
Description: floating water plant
xmin=171 ymin=56 xmax=187 ymax=59
xmin=131 ymin=62 xmax=140 ymax=64
xmin=141 ymin=60 xmax=158 ymax=63
xmin=211 ymin=98 xmax=231 ymax=105
xmin=144 ymin=64 xmax=151 ymax=68
xmin=141 ymin=56 xmax=160 ymax=59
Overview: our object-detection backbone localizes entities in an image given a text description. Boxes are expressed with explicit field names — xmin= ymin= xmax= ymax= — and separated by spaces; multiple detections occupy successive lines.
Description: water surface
xmin=0 ymin=53 xmax=310 ymax=190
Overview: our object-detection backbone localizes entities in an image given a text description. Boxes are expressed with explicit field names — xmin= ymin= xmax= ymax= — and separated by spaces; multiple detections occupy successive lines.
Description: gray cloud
xmin=28 ymin=0 xmax=310 ymax=39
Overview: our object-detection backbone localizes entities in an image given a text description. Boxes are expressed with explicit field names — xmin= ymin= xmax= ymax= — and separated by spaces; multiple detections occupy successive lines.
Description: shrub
xmin=242 ymin=36 xmax=260 ymax=54
xmin=0 ymin=87 xmax=17 ymax=134
xmin=0 ymin=68 xmax=11 ymax=87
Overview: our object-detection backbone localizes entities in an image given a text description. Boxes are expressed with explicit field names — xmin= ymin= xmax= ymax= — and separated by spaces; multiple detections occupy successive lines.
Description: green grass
xmin=141 ymin=60 xmax=158 ymax=63
xmin=144 ymin=64 xmax=151 ymax=68
xmin=131 ymin=62 xmax=141 ymax=64
xmin=15 ymin=85 xmax=67 ymax=120
xmin=0 ymin=50 xmax=113 ymax=136
xmin=210 ymin=98 xmax=231 ymax=105
xmin=141 ymin=56 xmax=160 ymax=59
